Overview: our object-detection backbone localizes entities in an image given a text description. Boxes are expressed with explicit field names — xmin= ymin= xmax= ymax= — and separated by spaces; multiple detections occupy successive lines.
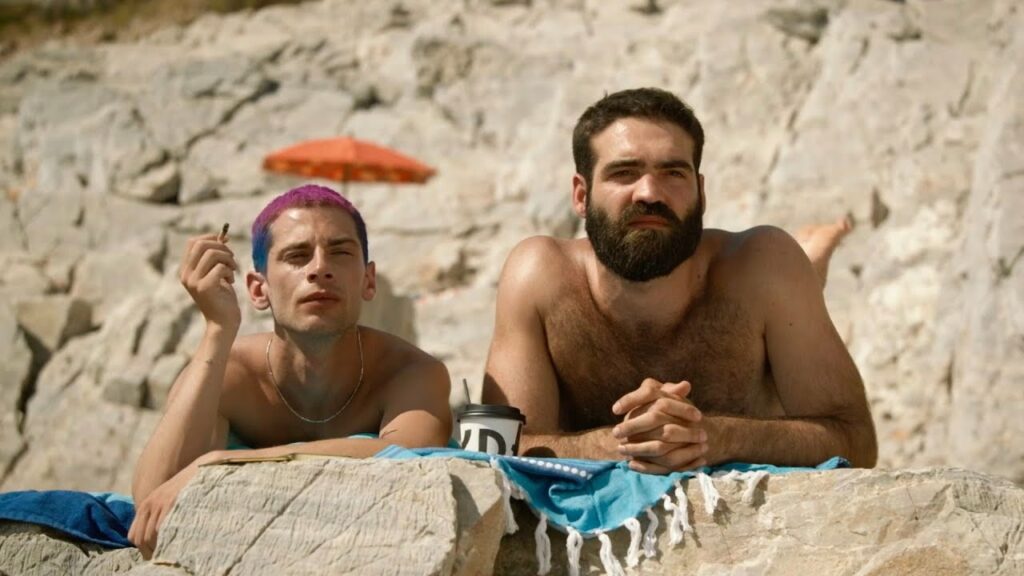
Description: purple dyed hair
xmin=251 ymin=184 xmax=368 ymax=273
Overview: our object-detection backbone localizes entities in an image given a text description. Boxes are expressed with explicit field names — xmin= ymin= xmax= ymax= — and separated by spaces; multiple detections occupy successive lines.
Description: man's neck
xmin=271 ymin=326 xmax=361 ymax=404
xmin=585 ymin=243 xmax=709 ymax=335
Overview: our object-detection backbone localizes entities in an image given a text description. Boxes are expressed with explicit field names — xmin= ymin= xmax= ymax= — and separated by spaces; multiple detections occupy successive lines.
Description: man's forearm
xmin=230 ymin=437 xmax=391 ymax=461
xmin=132 ymin=326 xmax=234 ymax=501
xmin=519 ymin=427 xmax=624 ymax=460
xmin=704 ymin=413 xmax=877 ymax=468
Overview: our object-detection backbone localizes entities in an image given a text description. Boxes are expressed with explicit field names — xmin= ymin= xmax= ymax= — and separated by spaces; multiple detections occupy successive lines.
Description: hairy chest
xmin=544 ymin=295 xmax=776 ymax=430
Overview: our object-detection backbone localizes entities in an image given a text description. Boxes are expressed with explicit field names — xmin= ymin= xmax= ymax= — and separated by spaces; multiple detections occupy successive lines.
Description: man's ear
xmin=362 ymin=261 xmax=377 ymax=302
xmin=246 ymin=270 xmax=271 ymax=310
xmin=698 ymin=173 xmax=706 ymax=216
xmin=572 ymin=173 xmax=588 ymax=219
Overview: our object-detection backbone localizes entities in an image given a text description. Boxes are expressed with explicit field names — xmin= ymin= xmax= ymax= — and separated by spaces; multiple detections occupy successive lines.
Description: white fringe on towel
xmin=482 ymin=461 xmax=773 ymax=575
xmin=566 ymin=527 xmax=584 ymax=576
xmin=716 ymin=469 xmax=742 ymax=482
xmin=489 ymin=458 xmax=519 ymax=534
xmin=674 ymin=480 xmax=694 ymax=534
xmin=534 ymin=512 xmax=551 ymax=575
xmin=643 ymin=508 xmax=659 ymax=558
xmin=696 ymin=472 xmax=721 ymax=515
xmin=597 ymin=531 xmax=626 ymax=576
xmin=623 ymin=517 xmax=642 ymax=568
xmin=742 ymin=470 xmax=770 ymax=505
xmin=661 ymin=494 xmax=684 ymax=545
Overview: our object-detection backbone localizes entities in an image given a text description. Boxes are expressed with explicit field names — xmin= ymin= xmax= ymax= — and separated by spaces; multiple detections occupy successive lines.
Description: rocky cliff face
xmin=1 ymin=460 xmax=1022 ymax=575
xmin=0 ymin=0 xmax=1022 ymax=492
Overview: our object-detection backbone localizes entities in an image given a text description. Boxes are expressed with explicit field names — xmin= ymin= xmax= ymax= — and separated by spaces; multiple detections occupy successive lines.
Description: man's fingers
xmin=143 ymin=506 xmax=162 ymax=559
xmin=619 ymin=437 xmax=707 ymax=459
xmin=127 ymin=512 xmax=141 ymax=547
xmin=612 ymin=378 xmax=662 ymax=415
xmin=624 ymin=422 xmax=706 ymax=445
xmin=628 ymin=459 xmax=673 ymax=475
xmin=193 ymin=247 xmax=238 ymax=281
xmin=618 ymin=439 xmax=673 ymax=458
xmin=629 ymin=445 xmax=708 ymax=475
xmin=613 ymin=399 xmax=702 ymax=439
xmin=194 ymin=261 xmax=237 ymax=292
xmin=663 ymin=380 xmax=692 ymax=398
xmin=179 ymin=237 xmax=234 ymax=282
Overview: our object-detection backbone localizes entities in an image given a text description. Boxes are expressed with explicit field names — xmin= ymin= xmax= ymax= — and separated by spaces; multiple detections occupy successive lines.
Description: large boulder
xmin=496 ymin=467 xmax=1024 ymax=575
xmin=0 ymin=463 xmax=1021 ymax=575
xmin=0 ymin=303 xmax=33 ymax=482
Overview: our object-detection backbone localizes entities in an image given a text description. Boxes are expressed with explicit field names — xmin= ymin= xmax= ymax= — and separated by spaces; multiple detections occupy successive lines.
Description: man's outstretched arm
xmin=482 ymin=238 xmax=620 ymax=460
xmin=704 ymin=227 xmax=876 ymax=467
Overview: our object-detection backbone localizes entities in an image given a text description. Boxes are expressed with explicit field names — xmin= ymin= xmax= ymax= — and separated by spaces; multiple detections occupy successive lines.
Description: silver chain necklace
xmin=266 ymin=327 xmax=363 ymax=424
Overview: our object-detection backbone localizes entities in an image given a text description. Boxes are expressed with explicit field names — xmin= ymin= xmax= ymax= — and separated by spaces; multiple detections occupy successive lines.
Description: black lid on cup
xmin=458 ymin=403 xmax=526 ymax=424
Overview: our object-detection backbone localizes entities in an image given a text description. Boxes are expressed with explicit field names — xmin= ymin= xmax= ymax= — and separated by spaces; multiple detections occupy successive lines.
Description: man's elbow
xmin=845 ymin=418 xmax=878 ymax=468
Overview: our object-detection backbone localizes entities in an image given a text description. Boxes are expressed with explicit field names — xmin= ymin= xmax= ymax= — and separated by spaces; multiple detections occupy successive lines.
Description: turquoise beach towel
xmin=377 ymin=445 xmax=848 ymax=573
xmin=376 ymin=445 xmax=847 ymax=535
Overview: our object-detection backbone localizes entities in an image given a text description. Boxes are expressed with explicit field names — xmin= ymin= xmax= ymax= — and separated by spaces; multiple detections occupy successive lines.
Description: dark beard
xmin=585 ymin=199 xmax=703 ymax=282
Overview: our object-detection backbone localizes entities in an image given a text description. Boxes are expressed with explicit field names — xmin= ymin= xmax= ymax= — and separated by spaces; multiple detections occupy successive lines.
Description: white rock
xmin=15 ymin=295 xmax=92 ymax=353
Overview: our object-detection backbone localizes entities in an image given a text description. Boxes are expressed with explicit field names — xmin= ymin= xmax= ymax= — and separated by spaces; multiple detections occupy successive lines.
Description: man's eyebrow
xmin=327 ymin=237 xmax=358 ymax=248
xmin=655 ymin=159 xmax=695 ymax=172
xmin=278 ymin=241 xmax=312 ymax=254
xmin=278 ymin=238 xmax=357 ymax=253
xmin=602 ymin=159 xmax=644 ymax=172
xmin=602 ymin=158 xmax=694 ymax=173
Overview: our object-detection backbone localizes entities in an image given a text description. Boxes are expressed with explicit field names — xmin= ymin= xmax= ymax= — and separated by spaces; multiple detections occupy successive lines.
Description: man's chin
xmin=277 ymin=314 xmax=352 ymax=337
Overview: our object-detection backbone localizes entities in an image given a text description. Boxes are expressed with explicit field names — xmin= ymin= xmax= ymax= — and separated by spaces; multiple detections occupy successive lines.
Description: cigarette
xmin=219 ymin=223 xmax=230 ymax=242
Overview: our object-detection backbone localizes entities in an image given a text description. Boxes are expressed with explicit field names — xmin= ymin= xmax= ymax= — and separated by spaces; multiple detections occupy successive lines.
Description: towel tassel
xmin=534 ymin=512 xmax=551 ymax=575
xmin=643 ymin=507 xmax=659 ymax=558
xmin=489 ymin=458 xmax=519 ymax=534
xmin=716 ymin=469 xmax=742 ymax=481
xmin=742 ymin=470 xmax=770 ymax=505
xmin=674 ymin=480 xmax=694 ymax=535
xmin=597 ymin=530 xmax=626 ymax=576
xmin=696 ymin=472 xmax=721 ymax=516
xmin=661 ymin=495 xmax=683 ymax=545
xmin=623 ymin=517 xmax=642 ymax=568
xmin=566 ymin=527 xmax=584 ymax=576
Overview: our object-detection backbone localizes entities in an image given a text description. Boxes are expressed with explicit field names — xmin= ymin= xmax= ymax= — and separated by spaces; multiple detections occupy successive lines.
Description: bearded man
xmin=483 ymin=88 xmax=877 ymax=474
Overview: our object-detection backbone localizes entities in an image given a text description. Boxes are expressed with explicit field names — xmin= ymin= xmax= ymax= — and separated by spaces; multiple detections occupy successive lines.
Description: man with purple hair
xmin=129 ymin=184 xmax=452 ymax=558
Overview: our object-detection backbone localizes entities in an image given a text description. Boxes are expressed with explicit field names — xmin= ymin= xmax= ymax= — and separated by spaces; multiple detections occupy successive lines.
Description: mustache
xmin=621 ymin=202 xmax=682 ymax=224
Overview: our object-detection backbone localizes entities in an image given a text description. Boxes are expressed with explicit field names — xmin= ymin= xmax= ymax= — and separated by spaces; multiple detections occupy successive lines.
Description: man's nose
xmin=631 ymin=173 xmax=665 ymax=204
xmin=306 ymin=248 xmax=333 ymax=281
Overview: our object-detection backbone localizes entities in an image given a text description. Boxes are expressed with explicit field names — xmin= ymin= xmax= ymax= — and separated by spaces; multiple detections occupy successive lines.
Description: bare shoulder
xmin=230 ymin=332 xmax=269 ymax=365
xmin=715 ymin=226 xmax=811 ymax=276
xmin=361 ymin=326 xmax=449 ymax=388
xmin=499 ymin=235 xmax=582 ymax=305
xmin=711 ymin=225 xmax=818 ymax=302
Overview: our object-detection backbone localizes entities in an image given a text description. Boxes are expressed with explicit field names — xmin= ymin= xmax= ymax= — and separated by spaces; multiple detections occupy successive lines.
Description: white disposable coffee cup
xmin=457 ymin=404 xmax=526 ymax=456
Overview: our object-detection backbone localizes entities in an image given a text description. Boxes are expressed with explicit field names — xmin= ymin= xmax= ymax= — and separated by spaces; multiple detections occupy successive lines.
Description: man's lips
xmin=628 ymin=216 xmax=670 ymax=228
xmin=298 ymin=292 xmax=340 ymax=304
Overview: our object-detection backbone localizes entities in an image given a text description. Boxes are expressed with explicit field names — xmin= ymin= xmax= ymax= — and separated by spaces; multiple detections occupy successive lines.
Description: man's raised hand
xmin=612 ymin=378 xmax=707 ymax=474
xmin=178 ymin=231 xmax=241 ymax=331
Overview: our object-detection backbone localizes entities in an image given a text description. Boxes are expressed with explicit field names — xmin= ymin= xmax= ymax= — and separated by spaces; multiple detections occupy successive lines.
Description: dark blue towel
xmin=0 ymin=490 xmax=135 ymax=548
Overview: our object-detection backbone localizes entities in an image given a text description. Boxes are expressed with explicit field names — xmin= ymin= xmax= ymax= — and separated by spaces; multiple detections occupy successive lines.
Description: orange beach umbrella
xmin=262 ymin=137 xmax=436 ymax=185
